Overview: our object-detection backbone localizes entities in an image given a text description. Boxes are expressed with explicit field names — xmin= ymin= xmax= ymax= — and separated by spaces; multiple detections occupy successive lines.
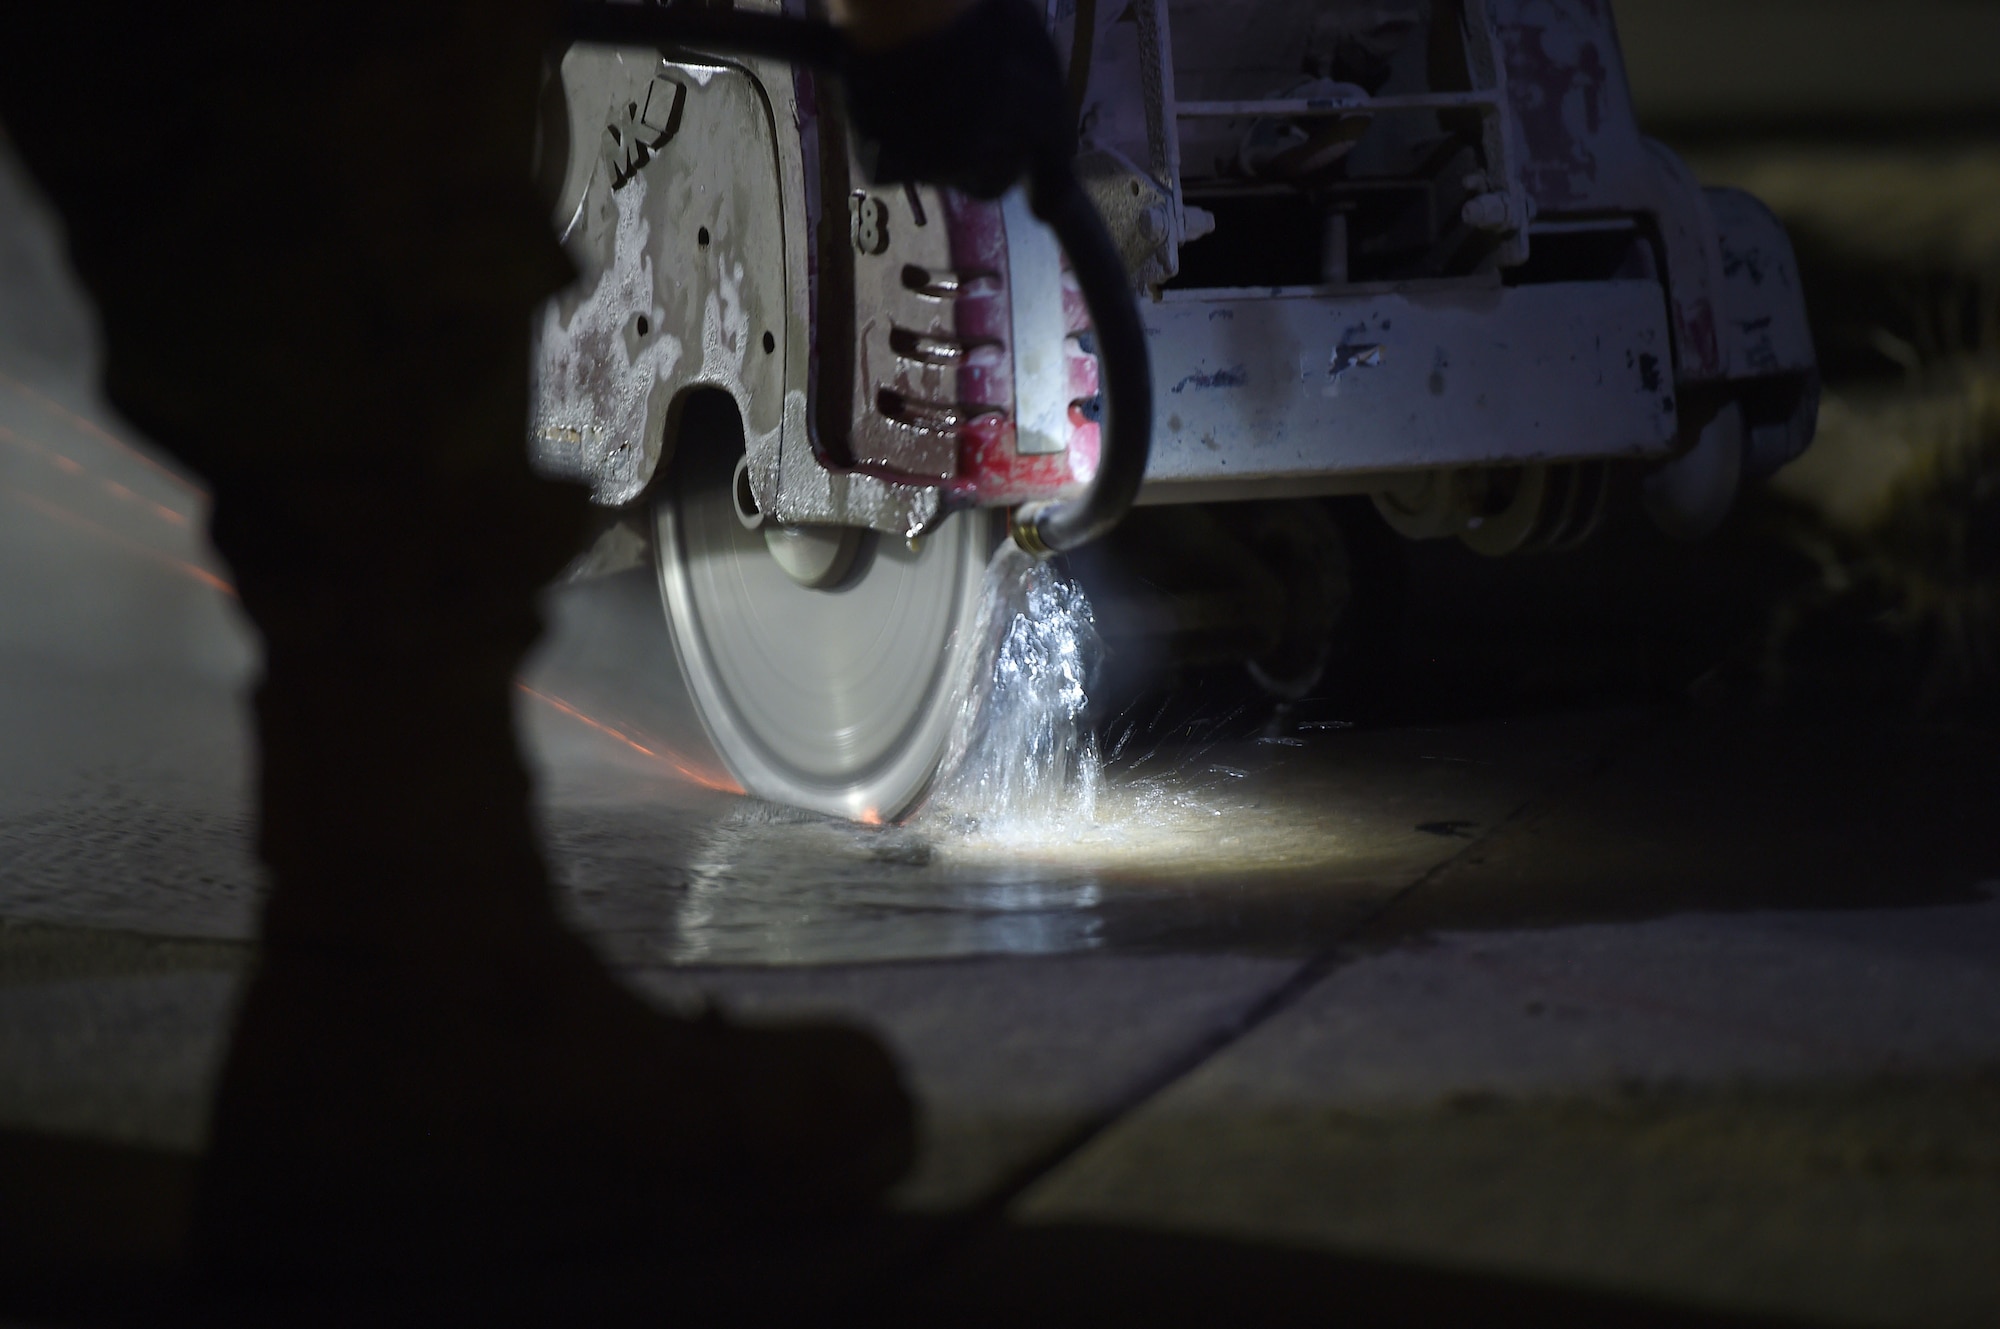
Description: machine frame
xmin=533 ymin=0 xmax=1816 ymax=555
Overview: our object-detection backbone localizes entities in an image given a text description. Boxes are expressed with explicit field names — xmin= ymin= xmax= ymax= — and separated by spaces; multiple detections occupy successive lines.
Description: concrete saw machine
xmin=541 ymin=0 xmax=1819 ymax=821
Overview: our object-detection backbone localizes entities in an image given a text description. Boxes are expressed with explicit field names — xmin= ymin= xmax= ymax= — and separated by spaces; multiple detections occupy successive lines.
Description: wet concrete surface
xmin=5 ymin=147 xmax=2000 ymax=1325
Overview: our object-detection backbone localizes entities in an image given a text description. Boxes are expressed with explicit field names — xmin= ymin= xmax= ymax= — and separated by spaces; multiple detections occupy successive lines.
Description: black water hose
xmin=1008 ymin=168 xmax=1152 ymax=556
xmin=566 ymin=0 xmax=1151 ymax=557
xmin=567 ymin=3 xmax=843 ymax=67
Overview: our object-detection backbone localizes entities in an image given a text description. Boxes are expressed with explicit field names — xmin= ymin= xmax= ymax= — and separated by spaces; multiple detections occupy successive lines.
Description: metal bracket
xmin=1131 ymin=0 xmax=1184 ymax=278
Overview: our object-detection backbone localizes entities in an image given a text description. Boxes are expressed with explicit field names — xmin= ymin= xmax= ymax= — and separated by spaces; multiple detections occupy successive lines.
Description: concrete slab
xmin=0 ymin=920 xmax=243 ymax=990
xmin=638 ymin=953 xmax=1305 ymax=1210
xmin=1347 ymin=706 xmax=2000 ymax=943
xmin=0 ymin=788 xmax=259 ymax=941
xmin=1021 ymin=1072 xmax=2000 ymax=1327
xmin=0 ymin=972 xmax=235 ymax=1150
xmin=0 ymin=929 xmax=1303 ymax=1217
xmin=1017 ymin=895 xmax=2000 ymax=1325
xmin=548 ymin=706 xmax=1636 ymax=967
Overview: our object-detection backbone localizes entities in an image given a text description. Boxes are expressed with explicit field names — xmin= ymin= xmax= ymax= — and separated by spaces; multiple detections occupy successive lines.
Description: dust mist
xmin=521 ymin=564 xmax=740 ymax=799
xmin=0 ymin=142 xmax=262 ymax=936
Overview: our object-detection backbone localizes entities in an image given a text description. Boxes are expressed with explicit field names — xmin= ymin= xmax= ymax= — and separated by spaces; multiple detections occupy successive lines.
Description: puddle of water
xmin=543 ymin=548 xmax=1386 ymax=966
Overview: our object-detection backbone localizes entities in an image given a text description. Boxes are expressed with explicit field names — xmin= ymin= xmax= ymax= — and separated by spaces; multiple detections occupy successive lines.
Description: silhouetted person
xmin=0 ymin=0 xmax=1070 ymax=1283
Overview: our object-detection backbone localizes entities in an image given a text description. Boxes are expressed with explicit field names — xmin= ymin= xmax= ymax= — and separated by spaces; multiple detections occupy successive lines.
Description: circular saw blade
xmin=655 ymin=429 xmax=994 ymax=822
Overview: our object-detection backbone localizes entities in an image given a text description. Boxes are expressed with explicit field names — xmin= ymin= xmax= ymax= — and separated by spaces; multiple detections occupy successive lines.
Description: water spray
xmin=924 ymin=544 xmax=1104 ymax=839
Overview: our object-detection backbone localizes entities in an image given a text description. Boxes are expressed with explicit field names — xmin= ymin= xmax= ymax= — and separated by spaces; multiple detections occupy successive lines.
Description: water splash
xmin=923 ymin=544 xmax=1104 ymax=840
xmin=915 ymin=547 xmax=1319 ymax=872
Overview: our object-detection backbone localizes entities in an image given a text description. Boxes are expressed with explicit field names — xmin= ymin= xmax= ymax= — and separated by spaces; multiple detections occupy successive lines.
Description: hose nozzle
xmin=1008 ymin=504 xmax=1056 ymax=559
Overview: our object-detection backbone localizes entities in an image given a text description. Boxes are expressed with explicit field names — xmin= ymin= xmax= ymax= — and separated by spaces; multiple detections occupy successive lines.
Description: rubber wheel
xmin=654 ymin=398 xmax=997 ymax=821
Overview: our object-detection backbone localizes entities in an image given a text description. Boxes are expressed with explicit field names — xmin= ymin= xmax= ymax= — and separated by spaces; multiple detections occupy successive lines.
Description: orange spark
xmin=515 ymin=683 xmax=741 ymax=794
xmin=857 ymin=808 xmax=883 ymax=826
xmin=101 ymin=479 xmax=189 ymax=527
xmin=3 ymin=485 xmax=236 ymax=597
xmin=0 ymin=436 xmax=744 ymax=800
xmin=0 ymin=369 xmax=203 ymax=498
xmin=0 ymin=421 xmax=196 ymax=529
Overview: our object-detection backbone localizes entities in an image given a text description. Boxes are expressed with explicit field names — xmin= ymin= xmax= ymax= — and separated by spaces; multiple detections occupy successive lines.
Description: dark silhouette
xmin=0 ymin=0 xmax=914 ymax=1284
